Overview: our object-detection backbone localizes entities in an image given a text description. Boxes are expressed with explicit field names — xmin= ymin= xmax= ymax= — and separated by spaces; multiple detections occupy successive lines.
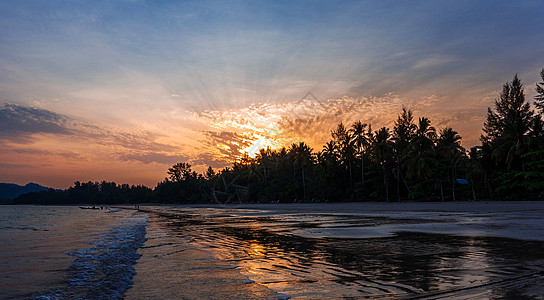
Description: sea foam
xmin=33 ymin=212 xmax=147 ymax=299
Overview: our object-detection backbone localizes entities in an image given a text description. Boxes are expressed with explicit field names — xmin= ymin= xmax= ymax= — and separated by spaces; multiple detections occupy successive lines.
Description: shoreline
xmin=131 ymin=201 xmax=544 ymax=242
xmin=126 ymin=202 xmax=544 ymax=299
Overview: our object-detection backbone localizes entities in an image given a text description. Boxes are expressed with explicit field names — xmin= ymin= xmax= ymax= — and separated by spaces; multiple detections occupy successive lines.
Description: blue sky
xmin=1 ymin=0 xmax=543 ymax=187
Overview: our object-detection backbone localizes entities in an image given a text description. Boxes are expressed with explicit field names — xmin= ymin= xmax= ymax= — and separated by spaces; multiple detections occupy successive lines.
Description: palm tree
xmin=413 ymin=117 xmax=436 ymax=148
xmin=350 ymin=121 xmax=372 ymax=184
xmin=256 ymin=147 xmax=273 ymax=184
xmin=404 ymin=148 xmax=435 ymax=180
xmin=322 ymin=140 xmax=338 ymax=162
xmin=392 ymin=108 xmax=417 ymax=201
xmin=315 ymin=151 xmax=327 ymax=200
xmin=371 ymin=127 xmax=393 ymax=202
xmin=404 ymin=117 xmax=437 ymax=181
xmin=332 ymin=122 xmax=356 ymax=188
xmin=437 ymin=127 xmax=464 ymax=201
xmin=289 ymin=142 xmax=314 ymax=200
xmin=465 ymin=148 xmax=483 ymax=201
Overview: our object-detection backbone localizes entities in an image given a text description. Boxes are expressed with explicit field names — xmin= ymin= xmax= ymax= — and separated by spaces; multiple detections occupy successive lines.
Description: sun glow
xmin=240 ymin=135 xmax=280 ymax=158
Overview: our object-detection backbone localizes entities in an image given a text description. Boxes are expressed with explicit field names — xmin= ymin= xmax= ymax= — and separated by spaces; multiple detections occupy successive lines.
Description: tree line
xmin=14 ymin=70 xmax=544 ymax=204
xmin=13 ymin=181 xmax=153 ymax=205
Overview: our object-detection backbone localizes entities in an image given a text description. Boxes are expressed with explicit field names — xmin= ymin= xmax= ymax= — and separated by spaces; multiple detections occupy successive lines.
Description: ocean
xmin=0 ymin=206 xmax=147 ymax=299
xmin=1 ymin=202 xmax=544 ymax=299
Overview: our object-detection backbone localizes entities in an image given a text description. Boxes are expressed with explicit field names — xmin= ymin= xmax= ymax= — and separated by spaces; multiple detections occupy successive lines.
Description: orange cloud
xmin=1 ymin=94 xmax=488 ymax=188
xmin=193 ymin=93 xmax=487 ymax=164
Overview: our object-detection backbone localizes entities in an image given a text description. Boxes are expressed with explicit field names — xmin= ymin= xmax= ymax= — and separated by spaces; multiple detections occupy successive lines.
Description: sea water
xmin=0 ymin=206 xmax=283 ymax=300
xmin=2 ymin=202 xmax=544 ymax=299
xmin=0 ymin=206 xmax=147 ymax=299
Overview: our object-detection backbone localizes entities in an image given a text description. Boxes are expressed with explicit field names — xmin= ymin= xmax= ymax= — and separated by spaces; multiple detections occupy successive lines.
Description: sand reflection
xmin=139 ymin=204 xmax=544 ymax=299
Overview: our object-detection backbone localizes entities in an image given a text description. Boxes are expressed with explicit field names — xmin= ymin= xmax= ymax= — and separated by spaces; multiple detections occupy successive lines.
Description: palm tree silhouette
xmin=332 ymin=122 xmax=356 ymax=188
xmin=289 ymin=142 xmax=313 ymax=200
xmin=350 ymin=121 xmax=372 ymax=184
xmin=437 ymin=127 xmax=464 ymax=201
xmin=322 ymin=140 xmax=338 ymax=162
xmin=371 ymin=127 xmax=393 ymax=202
xmin=392 ymin=108 xmax=417 ymax=201
xmin=404 ymin=117 xmax=437 ymax=180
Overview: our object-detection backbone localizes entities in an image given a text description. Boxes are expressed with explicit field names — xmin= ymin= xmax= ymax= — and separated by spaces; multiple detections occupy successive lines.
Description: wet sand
xmin=127 ymin=202 xmax=544 ymax=299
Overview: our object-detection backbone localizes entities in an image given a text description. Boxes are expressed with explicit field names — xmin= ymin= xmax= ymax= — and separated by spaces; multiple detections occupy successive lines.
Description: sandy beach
xmin=125 ymin=201 xmax=544 ymax=299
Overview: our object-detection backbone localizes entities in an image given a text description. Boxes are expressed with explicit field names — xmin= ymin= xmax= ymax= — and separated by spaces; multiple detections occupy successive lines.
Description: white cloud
xmin=413 ymin=56 xmax=459 ymax=69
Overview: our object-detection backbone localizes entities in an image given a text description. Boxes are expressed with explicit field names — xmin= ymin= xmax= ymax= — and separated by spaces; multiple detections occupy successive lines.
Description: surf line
xmin=34 ymin=213 xmax=148 ymax=299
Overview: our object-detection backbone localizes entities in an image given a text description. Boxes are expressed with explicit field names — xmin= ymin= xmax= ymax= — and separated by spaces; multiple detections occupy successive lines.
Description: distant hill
xmin=0 ymin=183 xmax=51 ymax=204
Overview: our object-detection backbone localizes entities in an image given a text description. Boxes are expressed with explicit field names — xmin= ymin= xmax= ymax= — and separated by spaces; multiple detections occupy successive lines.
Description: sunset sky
xmin=1 ymin=0 xmax=543 ymax=188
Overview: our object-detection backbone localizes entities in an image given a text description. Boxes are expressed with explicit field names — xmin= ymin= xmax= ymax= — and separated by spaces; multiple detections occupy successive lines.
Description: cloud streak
xmin=0 ymin=103 xmax=174 ymax=152
xmin=0 ymin=104 xmax=73 ymax=142
xmin=0 ymin=104 xmax=187 ymax=168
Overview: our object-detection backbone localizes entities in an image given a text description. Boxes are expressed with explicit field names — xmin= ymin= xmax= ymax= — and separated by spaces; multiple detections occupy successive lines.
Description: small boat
xmin=79 ymin=206 xmax=100 ymax=209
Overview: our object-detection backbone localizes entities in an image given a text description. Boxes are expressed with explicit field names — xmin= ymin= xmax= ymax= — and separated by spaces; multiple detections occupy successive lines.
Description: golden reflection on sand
xmin=132 ymin=205 xmax=544 ymax=299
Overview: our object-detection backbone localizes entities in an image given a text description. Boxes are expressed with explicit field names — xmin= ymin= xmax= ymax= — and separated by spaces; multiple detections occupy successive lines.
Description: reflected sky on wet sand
xmin=131 ymin=203 xmax=544 ymax=299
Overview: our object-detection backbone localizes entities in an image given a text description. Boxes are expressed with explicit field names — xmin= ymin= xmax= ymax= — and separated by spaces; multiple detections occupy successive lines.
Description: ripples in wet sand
xmin=128 ymin=203 xmax=544 ymax=299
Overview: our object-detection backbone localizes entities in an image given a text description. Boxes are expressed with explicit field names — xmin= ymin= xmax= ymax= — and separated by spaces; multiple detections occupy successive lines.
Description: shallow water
xmin=0 ymin=206 xmax=147 ymax=299
xmin=124 ymin=214 xmax=284 ymax=299
xmin=2 ymin=203 xmax=544 ymax=299
xmin=129 ymin=202 xmax=544 ymax=299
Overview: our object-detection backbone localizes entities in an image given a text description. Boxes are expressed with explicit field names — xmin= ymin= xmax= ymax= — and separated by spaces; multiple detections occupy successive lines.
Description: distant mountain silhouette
xmin=0 ymin=183 xmax=50 ymax=204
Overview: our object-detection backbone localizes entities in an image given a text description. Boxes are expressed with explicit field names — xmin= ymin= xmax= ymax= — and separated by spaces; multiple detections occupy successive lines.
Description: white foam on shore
xmin=33 ymin=212 xmax=148 ymax=299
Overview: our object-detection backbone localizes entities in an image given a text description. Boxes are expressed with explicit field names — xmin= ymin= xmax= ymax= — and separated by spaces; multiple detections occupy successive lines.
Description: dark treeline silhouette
xmin=14 ymin=181 xmax=153 ymax=205
xmin=14 ymin=71 xmax=544 ymax=205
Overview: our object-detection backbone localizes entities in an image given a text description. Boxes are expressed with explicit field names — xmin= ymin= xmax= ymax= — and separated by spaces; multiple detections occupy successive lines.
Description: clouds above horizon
xmin=2 ymin=1 xmax=542 ymax=112
xmin=0 ymin=104 xmax=172 ymax=150
xmin=0 ymin=104 xmax=186 ymax=168
xmin=193 ymin=92 xmax=490 ymax=153
xmin=0 ymin=0 xmax=542 ymax=187
xmin=1 ymin=93 xmax=488 ymax=176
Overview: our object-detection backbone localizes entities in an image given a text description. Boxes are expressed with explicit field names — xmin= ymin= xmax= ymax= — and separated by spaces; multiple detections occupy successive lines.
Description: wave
xmin=32 ymin=213 xmax=148 ymax=299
